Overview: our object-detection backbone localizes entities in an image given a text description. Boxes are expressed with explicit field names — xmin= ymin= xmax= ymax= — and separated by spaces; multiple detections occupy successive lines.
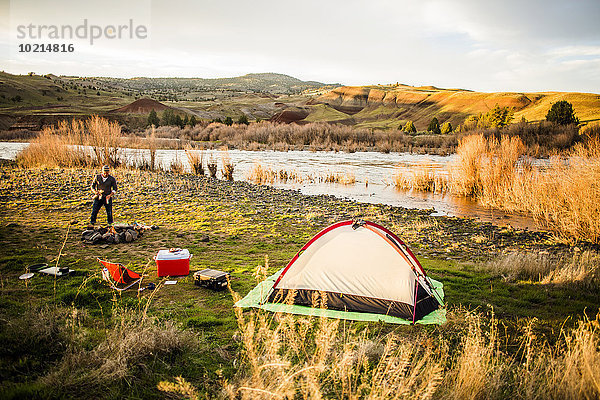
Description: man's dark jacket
xmin=92 ymin=174 xmax=117 ymax=196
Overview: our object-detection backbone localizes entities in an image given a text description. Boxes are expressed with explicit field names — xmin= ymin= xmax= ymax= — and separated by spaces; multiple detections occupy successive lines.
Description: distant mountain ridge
xmin=91 ymin=72 xmax=339 ymax=95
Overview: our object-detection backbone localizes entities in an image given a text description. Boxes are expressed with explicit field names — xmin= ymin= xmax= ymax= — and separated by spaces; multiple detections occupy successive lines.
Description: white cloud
xmin=2 ymin=0 xmax=600 ymax=92
xmin=548 ymin=46 xmax=600 ymax=58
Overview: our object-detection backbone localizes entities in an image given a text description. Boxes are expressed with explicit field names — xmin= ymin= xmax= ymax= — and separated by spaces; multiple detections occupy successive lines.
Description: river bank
xmin=0 ymin=140 xmax=542 ymax=230
xmin=1 ymin=162 xmax=598 ymax=398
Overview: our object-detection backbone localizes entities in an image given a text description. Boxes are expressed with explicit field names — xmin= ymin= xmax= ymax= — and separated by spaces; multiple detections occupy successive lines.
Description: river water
xmin=0 ymin=142 xmax=538 ymax=230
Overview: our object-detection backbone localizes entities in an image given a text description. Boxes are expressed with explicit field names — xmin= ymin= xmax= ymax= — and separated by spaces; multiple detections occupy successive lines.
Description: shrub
xmin=221 ymin=149 xmax=234 ymax=181
xmin=403 ymin=121 xmax=417 ymax=133
xmin=440 ymin=122 xmax=453 ymax=134
xmin=184 ymin=146 xmax=204 ymax=175
xmin=460 ymin=105 xmax=515 ymax=131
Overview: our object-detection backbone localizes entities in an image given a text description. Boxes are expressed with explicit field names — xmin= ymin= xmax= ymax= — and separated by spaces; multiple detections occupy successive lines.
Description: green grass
xmin=0 ymin=72 xmax=132 ymax=113
xmin=0 ymin=164 xmax=598 ymax=397
xmin=304 ymin=104 xmax=353 ymax=122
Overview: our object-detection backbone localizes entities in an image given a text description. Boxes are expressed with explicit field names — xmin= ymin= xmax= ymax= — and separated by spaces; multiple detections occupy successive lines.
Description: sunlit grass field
xmin=0 ymin=161 xmax=599 ymax=398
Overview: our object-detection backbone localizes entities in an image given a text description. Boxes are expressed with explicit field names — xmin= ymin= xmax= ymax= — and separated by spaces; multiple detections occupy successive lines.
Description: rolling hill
xmin=110 ymin=98 xmax=170 ymax=114
xmin=1 ymin=70 xmax=599 ymax=132
xmin=300 ymin=85 xmax=600 ymax=130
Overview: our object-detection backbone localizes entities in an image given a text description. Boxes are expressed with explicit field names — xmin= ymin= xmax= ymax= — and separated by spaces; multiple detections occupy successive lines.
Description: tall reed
xmin=185 ymin=145 xmax=204 ymax=175
xmin=221 ymin=149 xmax=235 ymax=181
xmin=17 ymin=116 xmax=123 ymax=168
xmin=394 ymin=162 xmax=447 ymax=192
xmin=207 ymin=156 xmax=217 ymax=178
xmin=170 ymin=151 xmax=185 ymax=174
xmin=147 ymin=127 xmax=157 ymax=171
xmin=399 ymin=134 xmax=600 ymax=243
xmin=86 ymin=115 xmax=122 ymax=167
xmin=17 ymin=124 xmax=90 ymax=167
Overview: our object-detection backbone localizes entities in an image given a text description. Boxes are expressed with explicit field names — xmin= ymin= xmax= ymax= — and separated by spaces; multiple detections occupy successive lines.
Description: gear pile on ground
xmin=81 ymin=223 xmax=157 ymax=245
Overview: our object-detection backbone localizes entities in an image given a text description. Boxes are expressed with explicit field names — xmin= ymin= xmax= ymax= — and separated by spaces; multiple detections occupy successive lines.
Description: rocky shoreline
xmin=0 ymin=160 xmax=587 ymax=265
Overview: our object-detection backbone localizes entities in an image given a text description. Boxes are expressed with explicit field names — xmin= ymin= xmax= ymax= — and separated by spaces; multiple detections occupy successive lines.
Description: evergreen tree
xmin=174 ymin=114 xmax=184 ymax=128
xmin=183 ymin=115 xmax=189 ymax=126
xmin=162 ymin=109 xmax=174 ymax=126
xmin=546 ymin=100 xmax=579 ymax=125
xmin=147 ymin=110 xmax=160 ymax=127
xmin=428 ymin=117 xmax=441 ymax=134
xmin=189 ymin=115 xmax=197 ymax=126
xmin=224 ymin=116 xmax=234 ymax=126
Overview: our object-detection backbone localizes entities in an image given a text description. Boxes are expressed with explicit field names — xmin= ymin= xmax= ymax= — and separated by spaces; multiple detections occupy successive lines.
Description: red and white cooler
xmin=154 ymin=248 xmax=192 ymax=277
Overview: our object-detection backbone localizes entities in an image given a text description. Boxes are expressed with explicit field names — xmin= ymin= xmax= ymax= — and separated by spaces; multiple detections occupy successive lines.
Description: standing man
xmin=90 ymin=165 xmax=117 ymax=226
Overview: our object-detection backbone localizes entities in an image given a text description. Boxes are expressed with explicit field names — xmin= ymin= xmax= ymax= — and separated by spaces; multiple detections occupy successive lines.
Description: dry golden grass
xmin=146 ymin=128 xmax=157 ymax=171
xmin=247 ymin=163 xmax=278 ymax=184
xmin=451 ymin=135 xmax=600 ymax=243
xmin=485 ymin=248 xmax=600 ymax=286
xmin=169 ymin=151 xmax=185 ymax=174
xmin=225 ymin=293 xmax=600 ymax=399
xmin=185 ymin=145 xmax=204 ymax=175
xmin=17 ymin=122 xmax=90 ymax=168
xmin=220 ymin=148 xmax=235 ymax=181
xmin=444 ymin=313 xmax=505 ymax=399
xmin=17 ymin=116 xmax=123 ymax=168
xmin=397 ymin=134 xmax=600 ymax=243
xmin=86 ymin=115 xmax=122 ymax=167
xmin=323 ymin=171 xmax=356 ymax=185
xmin=449 ymin=134 xmax=526 ymax=203
xmin=158 ymin=376 xmax=200 ymax=400
xmin=515 ymin=315 xmax=600 ymax=400
xmin=394 ymin=163 xmax=448 ymax=192
xmin=523 ymin=140 xmax=600 ymax=243
xmin=541 ymin=250 xmax=600 ymax=286
xmin=247 ymin=162 xmax=304 ymax=185
xmin=248 ymin=164 xmax=355 ymax=186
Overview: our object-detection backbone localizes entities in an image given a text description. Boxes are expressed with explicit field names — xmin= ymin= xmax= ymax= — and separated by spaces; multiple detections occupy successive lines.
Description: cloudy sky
xmin=1 ymin=0 xmax=599 ymax=93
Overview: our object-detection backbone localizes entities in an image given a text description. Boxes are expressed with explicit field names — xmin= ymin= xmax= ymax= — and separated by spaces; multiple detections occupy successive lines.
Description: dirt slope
xmin=111 ymin=98 xmax=170 ymax=114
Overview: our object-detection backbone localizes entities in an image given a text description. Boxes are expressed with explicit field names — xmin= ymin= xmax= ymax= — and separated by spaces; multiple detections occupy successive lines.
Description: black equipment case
xmin=193 ymin=268 xmax=229 ymax=290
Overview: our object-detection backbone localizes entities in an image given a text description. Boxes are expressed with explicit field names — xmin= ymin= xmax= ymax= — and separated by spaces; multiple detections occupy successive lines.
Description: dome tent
xmin=237 ymin=220 xmax=445 ymax=324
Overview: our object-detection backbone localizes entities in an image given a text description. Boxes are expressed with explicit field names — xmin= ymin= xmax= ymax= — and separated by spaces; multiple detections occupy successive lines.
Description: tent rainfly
xmin=239 ymin=220 xmax=444 ymax=324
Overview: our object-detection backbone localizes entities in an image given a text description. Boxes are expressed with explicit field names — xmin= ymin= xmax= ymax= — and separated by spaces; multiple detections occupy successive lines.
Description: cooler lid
xmin=156 ymin=248 xmax=190 ymax=260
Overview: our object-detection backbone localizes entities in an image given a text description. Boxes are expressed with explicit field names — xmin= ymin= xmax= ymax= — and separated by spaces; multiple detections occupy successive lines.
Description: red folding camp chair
xmin=98 ymin=258 xmax=142 ymax=291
